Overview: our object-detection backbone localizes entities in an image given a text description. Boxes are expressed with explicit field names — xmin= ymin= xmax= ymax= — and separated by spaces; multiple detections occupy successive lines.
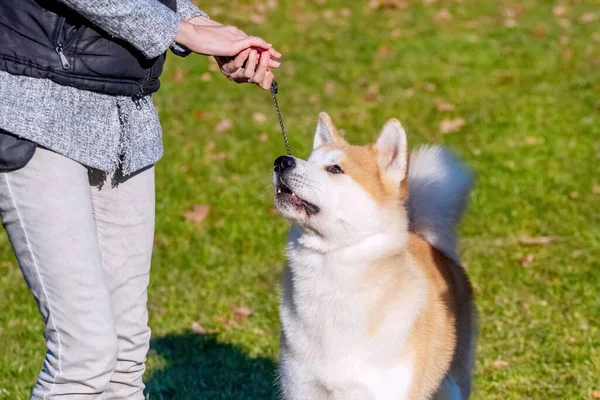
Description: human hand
xmin=216 ymin=48 xmax=277 ymax=90
xmin=175 ymin=19 xmax=281 ymax=59
xmin=176 ymin=19 xmax=281 ymax=90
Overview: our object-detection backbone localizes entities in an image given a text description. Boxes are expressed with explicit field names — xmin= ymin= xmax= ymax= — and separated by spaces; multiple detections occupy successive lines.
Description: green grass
xmin=1 ymin=0 xmax=599 ymax=398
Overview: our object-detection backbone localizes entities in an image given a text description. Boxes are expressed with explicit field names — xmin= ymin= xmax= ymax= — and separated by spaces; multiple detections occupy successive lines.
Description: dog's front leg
xmin=278 ymin=355 xmax=328 ymax=400
xmin=280 ymin=381 xmax=329 ymax=400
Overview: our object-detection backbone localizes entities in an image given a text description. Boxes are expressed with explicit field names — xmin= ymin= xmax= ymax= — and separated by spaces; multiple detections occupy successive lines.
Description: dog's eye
xmin=326 ymin=165 xmax=344 ymax=174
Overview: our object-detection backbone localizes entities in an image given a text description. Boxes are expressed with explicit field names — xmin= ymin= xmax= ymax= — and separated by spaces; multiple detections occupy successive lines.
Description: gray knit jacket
xmin=0 ymin=0 xmax=207 ymax=175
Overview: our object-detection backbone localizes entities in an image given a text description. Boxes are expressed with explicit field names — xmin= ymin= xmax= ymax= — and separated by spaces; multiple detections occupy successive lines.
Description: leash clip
xmin=270 ymin=80 xmax=279 ymax=95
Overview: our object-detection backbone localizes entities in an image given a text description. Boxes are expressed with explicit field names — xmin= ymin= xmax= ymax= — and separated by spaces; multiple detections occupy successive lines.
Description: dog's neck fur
xmin=291 ymin=210 xmax=406 ymax=251
xmin=287 ymin=210 xmax=411 ymax=282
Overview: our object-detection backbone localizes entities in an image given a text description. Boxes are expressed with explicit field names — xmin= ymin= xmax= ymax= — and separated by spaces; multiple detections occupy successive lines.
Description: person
xmin=0 ymin=0 xmax=281 ymax=398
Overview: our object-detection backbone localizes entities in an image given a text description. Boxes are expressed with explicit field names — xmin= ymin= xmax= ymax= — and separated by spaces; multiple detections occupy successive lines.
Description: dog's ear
xmin=313 ymin=112 xmax=344 ymax=149
xmin=375 ymin=119 xmax=408 ymax=183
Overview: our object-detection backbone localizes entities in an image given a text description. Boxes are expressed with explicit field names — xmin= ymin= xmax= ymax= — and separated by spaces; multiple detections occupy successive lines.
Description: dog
xmin=273 ymin=112 xmax=477 ymax=400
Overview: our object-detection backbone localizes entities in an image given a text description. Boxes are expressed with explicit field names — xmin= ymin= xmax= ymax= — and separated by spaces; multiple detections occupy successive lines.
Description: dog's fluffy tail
xmin=407 ymin=145 xmax=474 ymax=263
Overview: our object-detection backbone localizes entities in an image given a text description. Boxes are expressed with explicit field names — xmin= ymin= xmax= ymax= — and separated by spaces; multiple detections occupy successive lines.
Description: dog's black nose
xmin=274 ymin=155 xmax=296 ymax=173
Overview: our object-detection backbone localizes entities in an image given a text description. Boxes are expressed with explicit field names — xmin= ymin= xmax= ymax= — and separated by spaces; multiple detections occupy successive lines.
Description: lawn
xmin=0 ymin=0 xmax=599 ymax=399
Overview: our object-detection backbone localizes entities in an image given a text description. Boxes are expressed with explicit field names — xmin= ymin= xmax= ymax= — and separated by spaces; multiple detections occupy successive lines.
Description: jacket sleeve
xmin=56 ymin=0 xmax=183 ymax=59
xmin=171 ymin=0 xmax=208 ymax=57
xmin=176 ymin=0 xmax=207 ymax=20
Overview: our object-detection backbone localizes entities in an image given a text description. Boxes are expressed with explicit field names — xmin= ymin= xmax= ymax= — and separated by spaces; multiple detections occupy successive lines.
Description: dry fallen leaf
xmin=569 ymin=191 xmax=579 ymax=199
xmin=493 ymin=359 xmax=509 ymax=368
xmin=592 ymin=183 xmax=600 ymax=195
xmin=233 ymin=306 xmax=254 ymax=323
xmin=363 ymin=84 xmax=379 ymax=102
xmin=434 ymin=9 xmax=452 ymax=22
xmin=518 ymin=236 xmax=560 ymax=246
xmin=376 ymin=44 xmax=393 ymax=56
xmin=253 ymin=112 xmax=267 ymax=123
xmin=592 ymin=390 xmax=600 ymax=399
xmin=323 ymin=9 xmax=335 ymax=19
xmin=340 ymin=8 xmax=351 ymax=17
xmin=579 ymin=12 xmax=597 ymax=24
xmin=193 ymin=110 xmax=206 ymax=121
xmin=390 ymin=28 xmax=402 ymax=39
xmin=436 ymin=100 xmax=455 ymax=112
xmin=215 ymin=119 xmax=232 ymax=133
xmin=258 ymin=132 xmax=269 ymax=142
xmin=532 ymin=27 xmax=546 ymax=38
xmin=425 ymin=83 xmax=437 ymax=92
xmin=173 ymin=67 xmax=185 ymax=83
xmin=562 ymin=47 xmax=573 ymax=61
xmin=184 ymin=205 xmax=210 ymax=224
xmin=212 ymin=152 xmax=227 ymax=161
xmin=215 ymin=316 xmax=233 ymax=330
xmin=504 ymin=19 xmax=517 ymax=28
xmin=552 ymin=5 xmax=566 ymax=17
xmin=525 ymin=136 xmax=538 ymax=145
xmin=191 ymin=321 xmax=206 ymax=334
xmin=250 ymin=13 xmax=266 ymax=24
xmin=201 ymin=72 xmax=212 ymax=82
xmin=324 ymin=80 xmax=336 ymax=95
xmin=558 ymin=18 xmax=570 ymax=28
xmin=521 ymin=254 xmax=535 ymax=267
xmin=154 ymin=234 xmax=169 ymax=248
xmin=208 ymin=6 xmax=222 ymax=16
xmin=440 ymin=118 xmax=466 ymax=134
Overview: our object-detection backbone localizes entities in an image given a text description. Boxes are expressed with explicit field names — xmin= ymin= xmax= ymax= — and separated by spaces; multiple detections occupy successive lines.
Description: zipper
xmin=132 ymin=68 xmax=153 ymax=109
xmin=55 ymin=44 xmax=71 ymax=70
xmin=53 ymin=17 xmax=84 ymax=70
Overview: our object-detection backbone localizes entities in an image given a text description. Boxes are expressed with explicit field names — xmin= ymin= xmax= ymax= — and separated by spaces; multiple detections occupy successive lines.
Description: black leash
xmin=270 ymin=80 xmax=292 ymax=156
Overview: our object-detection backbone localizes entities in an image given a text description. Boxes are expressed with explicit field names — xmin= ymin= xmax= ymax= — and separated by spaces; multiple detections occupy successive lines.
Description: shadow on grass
xmin=145 ymin=331 xmax=278 ymax=400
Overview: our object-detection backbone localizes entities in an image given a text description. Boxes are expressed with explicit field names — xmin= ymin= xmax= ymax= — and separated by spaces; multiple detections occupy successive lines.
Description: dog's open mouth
xmin=276 ymin=179 xmax=320 ymax=215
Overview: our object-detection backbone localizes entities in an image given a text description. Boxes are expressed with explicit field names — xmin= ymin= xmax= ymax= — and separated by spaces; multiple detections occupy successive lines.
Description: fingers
xmin=252 ymin=51 xmax=270 ymax=85
xmin=244 ymin=50 xmax=259 ymax=81
xmin=267 ymin=47 xmax=282 ymax=59
xmin=229 ymin=69 xmax=248 ymax=83
xmin=259 ymin=70 xmax=275 ymax=90
xmin=233 ymin=36 xmax=272 ymax=54
xmin=222 ymin=49 xmax=250 ymax=73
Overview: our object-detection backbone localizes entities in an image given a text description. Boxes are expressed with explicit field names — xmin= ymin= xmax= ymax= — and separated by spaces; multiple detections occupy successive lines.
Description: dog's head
xmin=273 ymin=112 xmax=409 ymax=247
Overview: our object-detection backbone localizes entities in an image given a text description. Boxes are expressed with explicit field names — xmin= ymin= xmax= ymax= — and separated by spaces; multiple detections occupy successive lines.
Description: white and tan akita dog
xmin=273 ymin=113 xmax=477 ymax=400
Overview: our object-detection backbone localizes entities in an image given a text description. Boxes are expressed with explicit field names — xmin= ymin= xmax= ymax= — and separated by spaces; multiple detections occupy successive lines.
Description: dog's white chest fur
xmin=279 ymin=230 xmax=427 ymax=400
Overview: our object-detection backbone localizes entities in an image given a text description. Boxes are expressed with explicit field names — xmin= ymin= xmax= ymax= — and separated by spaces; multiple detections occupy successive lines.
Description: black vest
xmin=0 ymin=0 xmax=177 ymax=98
